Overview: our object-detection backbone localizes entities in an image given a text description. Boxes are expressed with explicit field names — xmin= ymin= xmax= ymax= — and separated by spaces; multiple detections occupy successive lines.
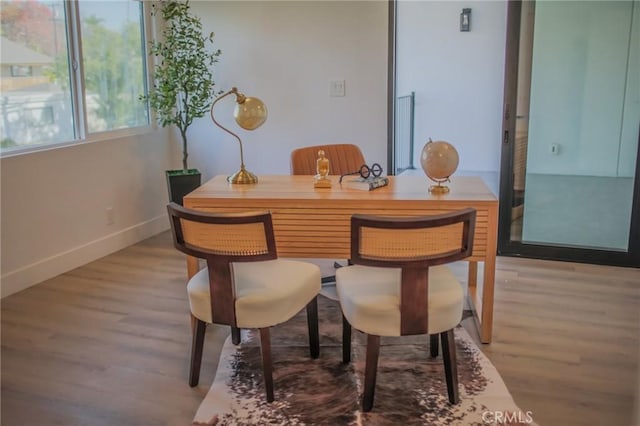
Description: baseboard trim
xmin=1 ymin=215 xmax=169 ymax=298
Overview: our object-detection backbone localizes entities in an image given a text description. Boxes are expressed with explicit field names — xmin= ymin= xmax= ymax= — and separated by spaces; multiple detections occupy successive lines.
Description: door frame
xmin=497 ymin=0 xmax=640 ymax=267
xmin=387 ymin=0 xmax=397 ymax=175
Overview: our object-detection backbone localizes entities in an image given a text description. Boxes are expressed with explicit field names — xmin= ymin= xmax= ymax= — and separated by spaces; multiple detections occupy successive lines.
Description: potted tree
xmin=141 ymin=0 xmax=221 ymax=205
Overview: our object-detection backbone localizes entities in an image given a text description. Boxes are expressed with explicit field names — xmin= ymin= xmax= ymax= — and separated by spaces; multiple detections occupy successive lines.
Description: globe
xmin=420 ymin=139 xmax=459 ymax=194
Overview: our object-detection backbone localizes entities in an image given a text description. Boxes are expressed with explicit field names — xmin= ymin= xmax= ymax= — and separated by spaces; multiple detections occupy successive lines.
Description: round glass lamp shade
xmin=234 ymin=97 xmax=268 ymax=130
xmin=420 ymin=139 xmax=459 ymax=193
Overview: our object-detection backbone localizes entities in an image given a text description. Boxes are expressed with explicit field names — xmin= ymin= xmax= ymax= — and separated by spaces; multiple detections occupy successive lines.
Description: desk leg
xmin=466 ymin=259 xmax=494 ymax=343
xmin=466 ymin=261 xmax=481 ymax=341
xmin=480 ymin=257 xmax=495 ymax=343
xmin=468 ymin=261 xmax=478 ymax=289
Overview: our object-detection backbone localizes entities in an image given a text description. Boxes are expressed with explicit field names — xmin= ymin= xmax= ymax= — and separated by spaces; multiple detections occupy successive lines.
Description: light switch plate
xmin=330 ymin=80 xmax=345 ymax=97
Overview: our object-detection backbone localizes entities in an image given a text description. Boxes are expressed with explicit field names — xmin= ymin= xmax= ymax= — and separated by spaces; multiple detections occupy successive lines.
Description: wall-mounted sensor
xmin=460 ymin=8 xmax=471 ymax=32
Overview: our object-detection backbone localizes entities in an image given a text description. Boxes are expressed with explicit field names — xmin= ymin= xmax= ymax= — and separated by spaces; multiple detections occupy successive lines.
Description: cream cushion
xmin=187 ymin=259 xmax=321 ymax=329
xmin=336 ymin=265 xmax=464 ymax=336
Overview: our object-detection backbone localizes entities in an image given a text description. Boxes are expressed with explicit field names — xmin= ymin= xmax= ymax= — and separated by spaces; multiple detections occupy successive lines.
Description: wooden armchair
xmin=336 ymin=209 xmax=476 ymax=411
xmin=167 ymin=203 xmax=321 ymax=402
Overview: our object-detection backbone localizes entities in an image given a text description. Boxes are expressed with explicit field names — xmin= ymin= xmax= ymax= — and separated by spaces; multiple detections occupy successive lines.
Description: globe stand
xmin=428 ymin=178 xmax=450 ymax=194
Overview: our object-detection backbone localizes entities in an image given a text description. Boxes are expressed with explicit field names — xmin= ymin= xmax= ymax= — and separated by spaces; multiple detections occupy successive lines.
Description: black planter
xmin=165 ymin=169 xmax=202 ymax=206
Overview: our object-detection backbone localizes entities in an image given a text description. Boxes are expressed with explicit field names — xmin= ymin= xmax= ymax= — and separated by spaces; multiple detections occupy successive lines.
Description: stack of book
xmin=342 ymin=176 xmax=389 ymax=191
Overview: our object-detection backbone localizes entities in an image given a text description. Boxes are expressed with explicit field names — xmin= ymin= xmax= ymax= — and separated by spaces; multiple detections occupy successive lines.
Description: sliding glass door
xmin=498 ymin=0 xmax=640 ymax=266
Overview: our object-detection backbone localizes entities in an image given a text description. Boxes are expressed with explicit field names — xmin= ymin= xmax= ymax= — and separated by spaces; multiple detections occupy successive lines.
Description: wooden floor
xmin=2 ymin=232 xmax=639 ymax=426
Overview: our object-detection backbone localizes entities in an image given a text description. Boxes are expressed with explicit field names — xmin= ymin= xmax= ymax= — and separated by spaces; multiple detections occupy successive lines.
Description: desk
xmin=184 ymin=175 xmax=498 ymax=343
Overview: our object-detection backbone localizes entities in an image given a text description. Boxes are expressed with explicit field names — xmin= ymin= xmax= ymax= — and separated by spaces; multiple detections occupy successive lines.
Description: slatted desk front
xmin=184 ymin=175 xmax=498 ymax=343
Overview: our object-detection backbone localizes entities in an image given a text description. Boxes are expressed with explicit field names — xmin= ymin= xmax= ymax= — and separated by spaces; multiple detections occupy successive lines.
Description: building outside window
xmin=10 ymin=65 xmax=33 ymax=77
xmin=0 ymin=0 xmax=149 ymax=153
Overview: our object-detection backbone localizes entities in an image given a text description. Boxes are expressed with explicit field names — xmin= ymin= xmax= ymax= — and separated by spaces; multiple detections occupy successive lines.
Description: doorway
xmin=498 ymin=0 xmax=640 ymax=266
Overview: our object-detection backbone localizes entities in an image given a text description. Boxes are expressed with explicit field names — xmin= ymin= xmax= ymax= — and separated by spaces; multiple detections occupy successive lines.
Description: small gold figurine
xmin=314 ymin=150 xmax=332 ymax=188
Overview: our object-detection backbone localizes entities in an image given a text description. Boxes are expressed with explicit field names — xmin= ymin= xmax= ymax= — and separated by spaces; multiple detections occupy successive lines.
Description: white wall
xmin=185 ymin=1 xmax=389 ymax=182
xmin=0 ymin=129 xmax=176 ymax=297
xmin=396 ymin=1 xmax=507 ymax=176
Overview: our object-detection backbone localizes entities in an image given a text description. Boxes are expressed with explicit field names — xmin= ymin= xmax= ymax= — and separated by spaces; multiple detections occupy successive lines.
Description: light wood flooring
xmin=2 ymin=232 xmax=639 ymax=426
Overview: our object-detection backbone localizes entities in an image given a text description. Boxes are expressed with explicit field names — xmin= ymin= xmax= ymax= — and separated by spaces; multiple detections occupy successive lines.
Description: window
xmin=0 ymin=0 xmax=149 ymax=154
xmin=10 ymin=65 xmax=33 ymax=77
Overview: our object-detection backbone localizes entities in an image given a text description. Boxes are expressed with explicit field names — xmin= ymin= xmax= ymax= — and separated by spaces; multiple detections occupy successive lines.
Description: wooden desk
xmin=184 ymin=175 xmax=498 ymax=343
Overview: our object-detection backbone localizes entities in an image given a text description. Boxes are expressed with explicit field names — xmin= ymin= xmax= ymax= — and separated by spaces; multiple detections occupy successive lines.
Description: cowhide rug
xmin=193 ymin=293 xmax=536 ymax=425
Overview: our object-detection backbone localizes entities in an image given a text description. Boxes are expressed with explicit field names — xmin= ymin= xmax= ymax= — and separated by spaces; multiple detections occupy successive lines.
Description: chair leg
xmin=231 ymin=326 xmax=241 ymax=345
xmin=441 ymin=329 xmax=459 ymax=404
xmin=259 ymin=327 xmax=274 ymax=402
xmin=363 ymin=334 xmax=380 ymax=412
xmin=190 ymin=313 xmax=197 ymax=333
xmin=189 ymin=318 xmax=207 ymax=387
xmin=307 ymin=296 xmax=320 ymax=358
xmin=430 ymin=334 xmax=439 ymax=358
xmin=342 ymin=314 xmax=352 ymax=363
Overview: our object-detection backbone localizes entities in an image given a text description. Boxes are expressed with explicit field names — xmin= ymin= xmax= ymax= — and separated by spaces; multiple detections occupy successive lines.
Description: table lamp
xmin=210 ymin=87 xmax=268 ymax=184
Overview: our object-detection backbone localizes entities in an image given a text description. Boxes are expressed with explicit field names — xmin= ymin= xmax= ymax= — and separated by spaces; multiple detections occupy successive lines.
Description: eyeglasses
xmin=339 ymin=163 xmax=383 ymax=184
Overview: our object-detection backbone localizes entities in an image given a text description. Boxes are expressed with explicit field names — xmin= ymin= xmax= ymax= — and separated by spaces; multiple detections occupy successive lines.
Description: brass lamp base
xmin=428 ymin=184 xmax=450 ymax=194
xmin=228 ymin=167 xmax=258 ymax=184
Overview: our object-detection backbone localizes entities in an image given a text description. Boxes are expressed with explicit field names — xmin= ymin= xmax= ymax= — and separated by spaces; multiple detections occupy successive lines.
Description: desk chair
xmin=167 ymin=203 xmax=321 ymax=402
xmin=336 ymin=209 xmax=476 ymax=411
xmin=290 ymin=143 xmax=366 ymax=283
xmin=290 ymin=143 xmax=365 ymax=176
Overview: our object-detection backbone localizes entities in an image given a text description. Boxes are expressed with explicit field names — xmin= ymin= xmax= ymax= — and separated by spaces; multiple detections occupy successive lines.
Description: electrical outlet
xmin=330 ymin=80 xmax=345 ymax=97
xmin=106 ymin=207 xmax=115 ymax=225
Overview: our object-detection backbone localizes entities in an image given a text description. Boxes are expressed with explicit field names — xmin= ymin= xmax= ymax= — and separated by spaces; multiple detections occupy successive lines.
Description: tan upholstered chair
xmin=336 ymin=209 xmax=476 ymax=411
xmin=290 ymin=143 xmax=365 ymax=175
xmin=167 ymin=203 xmax=321 ymax=402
